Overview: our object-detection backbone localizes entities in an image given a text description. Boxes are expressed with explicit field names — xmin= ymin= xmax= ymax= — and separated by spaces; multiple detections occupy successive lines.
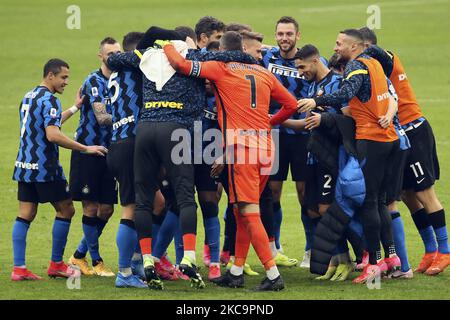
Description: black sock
xmin=411 ymin=208 xmax=431 ymax=230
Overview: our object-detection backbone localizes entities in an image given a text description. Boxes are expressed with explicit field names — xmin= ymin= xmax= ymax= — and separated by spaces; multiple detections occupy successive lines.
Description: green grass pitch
xmin=0 ymin=0 xmax=449 ymax=300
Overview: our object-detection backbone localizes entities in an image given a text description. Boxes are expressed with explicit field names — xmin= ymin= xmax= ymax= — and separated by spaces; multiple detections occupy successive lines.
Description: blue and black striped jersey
xmin=306 ymin=72 xmax=345 ymax=165
xmin=107 ymin=49 xmax=256 ymax=131
xmin=13 ymin=86 xmax=65 ymax=182
xmin=308 ymin=71 xmax=346 ymax=113
xmin=315 ymin=53 xmax=373 ymax=108
xmin=261 ymin=47 xmax=328 ymax=134
xmin=107 ymin=70 xmax=142 ymax=142
xmin=74 ymin=69 xmax=112 ymax=147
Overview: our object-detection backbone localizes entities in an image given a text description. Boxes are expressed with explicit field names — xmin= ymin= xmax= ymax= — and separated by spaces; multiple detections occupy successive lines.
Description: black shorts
xmin=69 ymin=150 xmax=118 ymax=204
xmin=107 ymin=138 xmax=135 ymax=206
xmin=304 ymin=162 xmax=335 ymax=211
xmin=195 ymin=162 xmax=219 ymax=192
xmin=18 ymin=180 xmax=70 ymax=204
xmin=270 ymin=132 xmax=309 ymax=182
xmin=134 ymin=121 xmax=196 ymax=212
xmin=386 ymin=148 xmax=408 ymax=204
xmin=403 ymin=120 xmax=440 ymax=192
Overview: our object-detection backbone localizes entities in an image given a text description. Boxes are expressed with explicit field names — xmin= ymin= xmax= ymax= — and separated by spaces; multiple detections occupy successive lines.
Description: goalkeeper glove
xmin=154 ymin=39 xmax=171 ymax=48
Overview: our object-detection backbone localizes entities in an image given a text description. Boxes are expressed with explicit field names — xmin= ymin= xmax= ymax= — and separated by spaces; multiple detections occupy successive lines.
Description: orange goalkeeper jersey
xmin=164 ymin=44 xmax=298 ymax=150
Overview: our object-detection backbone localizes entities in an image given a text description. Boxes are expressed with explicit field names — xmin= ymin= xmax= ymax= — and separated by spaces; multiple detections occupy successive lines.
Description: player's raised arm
xmin=364 ymin=45 xmax=394 ymax=78
xmin=161 ymin=41 xmax=222 ymax=82
xmin=269 ymin=75 xmax=299 ymax=126
xmin=280 ymin=118 xmax=307 ymax=131
xmin=107 ymin=50 xmax=141 ymax=72
xmin=298 ymin=60 xmax=365 ymax=113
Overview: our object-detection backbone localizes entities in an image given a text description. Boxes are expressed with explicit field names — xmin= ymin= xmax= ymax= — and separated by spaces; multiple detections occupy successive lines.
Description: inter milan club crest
xmin=82 ymin=185 xmax=90 ymax=194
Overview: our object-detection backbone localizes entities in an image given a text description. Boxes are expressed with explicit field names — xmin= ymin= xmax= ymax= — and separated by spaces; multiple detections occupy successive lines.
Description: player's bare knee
xmin=82 ymin=201 xmax=98 ymax=217
xmin=416 ymin=187 xmax=443 ymax=212
xmin=198 ymin=191 xmax=219 ymax=205
xmin=121 ymin=204 xmax=135 ymax=220
xmin=387 ymin=201 xmax=398 ymax=212
xmin=18 ymin=202 xmax=38 ymax=222
xmin=269 ymin=181 xmax=283 ymax=202
xmin=296 ymin=181 xmax=305 ymax=199
xmin=55 ymin=199 xmax=75 ymax=219
xmin=401 ymin=190 xmax=422 ymax=213
xmin=318 ymin=204 xmax=330 ymax=216
xmin=98 ymin=204 xmax=114 ymax=220
xmin=307 ymin=209 xmax=320 ymax=219
xmin=238 ymin=202 xmax=259 ymax=214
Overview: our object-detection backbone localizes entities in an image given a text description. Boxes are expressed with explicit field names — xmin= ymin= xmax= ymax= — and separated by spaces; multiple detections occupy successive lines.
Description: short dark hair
xmin=43 ymin=58 xmax=69 ymax=78
xmin=99 ymin=36 xmax=118 ymax=50
xmin=225 ymin=22 xmax=252 ymax=33
xmin=122 ymin=32 xmax=144 ymax=52
xmin=358 ymin=26 xmax=377 ymax=45
xmin=328 ymin=53 xmax=347 ymax=72
xmin=340 ymin=29 xmax=364 ymax=45
xmin=241 ymin=30 xmax=264 ymax=43
xmin=294 ymin=44 xmax=320 ymax=60
xmin=195 ymin=16 xmax=225 ymax=41
xmin=220 ymin=31 xmax=243 ymax=51
xmin=276 ymin=16 xmax=299 ymax=32
xmin=206 ymin=41 xmax=220 ymax=51
xmin=175 ymin=26 xmax=197 ymax=42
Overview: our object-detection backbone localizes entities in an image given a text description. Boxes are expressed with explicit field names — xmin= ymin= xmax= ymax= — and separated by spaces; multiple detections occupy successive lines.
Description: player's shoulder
xmin=261 ymin=46 xmax=281 ymax=65
xmin=29 ymin=86 xmax=54 ymax=104
xmin=83 ymin=69 xmax=108 ymax=93
xmin=85 ymin=69 xmax=108 ymax=85
xmin=344 ymin=58 xmax=367 ymax=74
xmin=262 ymin=46 xmax=280 ymax=58
xmin=330 ymin=71 xmax=343 ymax=82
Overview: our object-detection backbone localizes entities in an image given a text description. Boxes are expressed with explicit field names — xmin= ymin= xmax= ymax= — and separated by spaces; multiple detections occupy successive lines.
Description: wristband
xmin=69 ymin=105 xmax=79 ymax=115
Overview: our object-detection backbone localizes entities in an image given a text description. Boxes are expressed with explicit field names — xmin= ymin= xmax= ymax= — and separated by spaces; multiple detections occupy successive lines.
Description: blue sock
xmin=152 ymin=226 xmax=161 ymax=252
xmin=51 ymin=217 xmax=71 ymax=262
xmin=154 ymin=210 xmax=179 ymax=259
xmin=117 ymin=219 xmax=137 ymax=269
xmin=200 ymin=201 xmax=220 ymax=263
xmin=390 ymin=211 xmax=410 ymax=272
xmin=429 ymin=209 xmax=450 ymax=254
xmin=81 ymin=215 xmax=101 ymax=262
xmin=12 ymin=217 xmax=31 ymax=266
xmin=174 ymin=223 xmax=184 ymax=265
xmin=273 ymin=202 xmax=282 ymax=250
xmin=412 ymin=208 xmax=437 ymax=253
xmin=205 ymin=217 xmax=220 ymax=263
xmin=336 ymin=238 xmax=349 ymax=255
xmin=301 ymin=207 xmax=314 ymax=251
xmin=134 ymin=241 xmax=141 ymax=255
xmin=76 ymin=217 xmax=108 ymax=256
xmin=76 ymin=237 xmax=88 ymax=256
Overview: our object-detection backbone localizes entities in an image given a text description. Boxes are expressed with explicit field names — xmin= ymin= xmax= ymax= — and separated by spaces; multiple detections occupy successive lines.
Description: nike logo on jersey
xmin=322 ymin=192 xmax=331 ymax=196
xmin=417 ymin=178 xmax=425 ymax=184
